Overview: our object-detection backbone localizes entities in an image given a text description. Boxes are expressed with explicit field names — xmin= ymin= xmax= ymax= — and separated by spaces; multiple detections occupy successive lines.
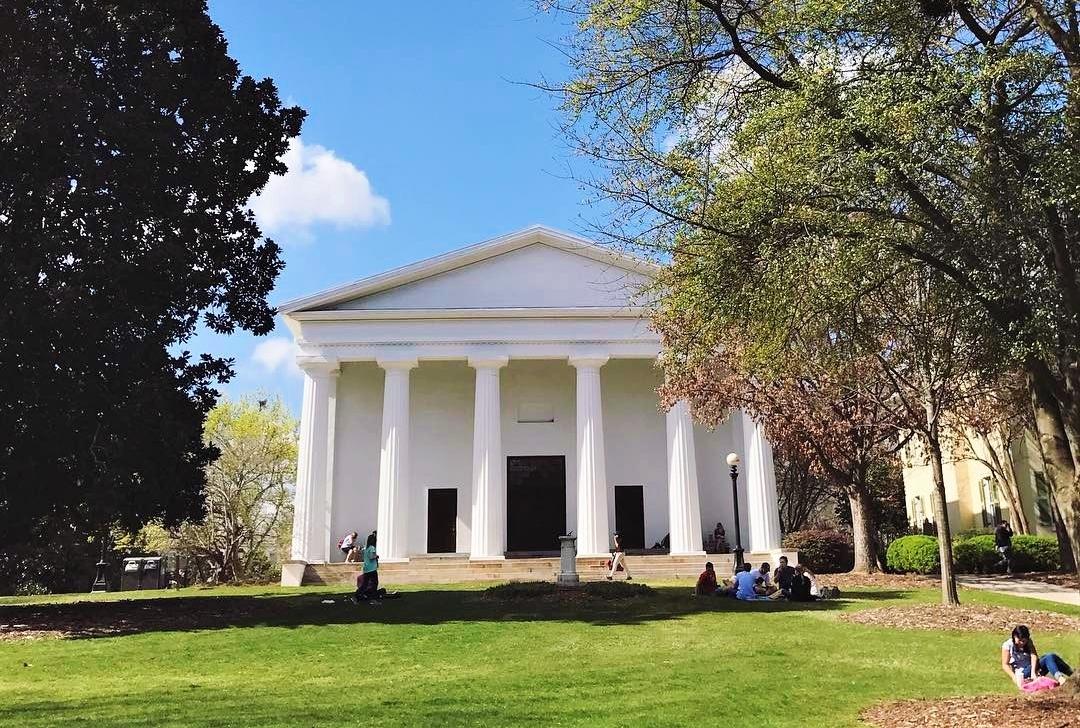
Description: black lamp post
xmin=726 ymin=452 xmax=744 ymax=572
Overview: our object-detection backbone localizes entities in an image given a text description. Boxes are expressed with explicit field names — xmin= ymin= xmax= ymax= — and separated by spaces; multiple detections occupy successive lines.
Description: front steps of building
xmin=300 ymin=551 xmax=796 ymax=586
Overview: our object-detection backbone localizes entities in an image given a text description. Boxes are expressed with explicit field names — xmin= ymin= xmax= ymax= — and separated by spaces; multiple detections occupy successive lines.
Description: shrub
xmin=1011 ymin=535 xmax=1061 ymax=572
xmin=886 ymin=535 xmax=940 ymax=574
xmin=781 ymin=529 xmax=854 ymax=572
xmin=952 ymin=535 xmax=998 ymax=573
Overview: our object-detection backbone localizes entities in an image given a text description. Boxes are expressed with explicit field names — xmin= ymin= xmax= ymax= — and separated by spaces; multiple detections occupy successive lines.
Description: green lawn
xmin=1 ymin=582 xmax=1077 ymax=727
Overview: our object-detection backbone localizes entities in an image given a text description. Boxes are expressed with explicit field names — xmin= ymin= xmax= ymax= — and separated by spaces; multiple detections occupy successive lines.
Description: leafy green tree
xmin=0 ymin=1 xmax=304 ymax=593
xmin=549 ymin=0 xmax=1080 ymax=579
xmin=174 ymin=396 xmax=297 ymax=583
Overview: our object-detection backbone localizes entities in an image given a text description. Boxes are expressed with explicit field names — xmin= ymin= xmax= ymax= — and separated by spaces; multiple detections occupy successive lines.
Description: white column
xmin=290 ymin=359 xmax=339 ymax=564
xmin=469 ymin=356 xmax=508 ymax=559
xmin=376 ymin=359 xmax=417 ymax=562
xmin=742 ymin=410 xmax=782 ymax=552
xmin=667 ymin=400 xmax=705 ymax=554
xmin=570 ymin=356 xmax=610 ymax=557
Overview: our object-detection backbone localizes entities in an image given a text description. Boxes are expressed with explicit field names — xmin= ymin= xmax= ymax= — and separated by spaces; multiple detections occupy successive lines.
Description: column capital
xmin=468 ymin=355 xmax=509 ymax=370
xmin=297 ymin=357 xmax=340 ymax=377
xmin=377 ymin=358 xmax=419 ymax=371
xmin=568 ymin=355 xmax=610 ymax=369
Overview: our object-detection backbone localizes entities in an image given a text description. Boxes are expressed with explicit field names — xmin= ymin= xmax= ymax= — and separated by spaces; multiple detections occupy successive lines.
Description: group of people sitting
xmin=694 ymin=555 xmax=838 ymax=601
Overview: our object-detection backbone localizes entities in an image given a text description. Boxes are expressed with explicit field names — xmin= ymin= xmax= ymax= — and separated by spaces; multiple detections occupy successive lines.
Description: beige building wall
xmin=900 ymin=430 xmax=1058 ymax=537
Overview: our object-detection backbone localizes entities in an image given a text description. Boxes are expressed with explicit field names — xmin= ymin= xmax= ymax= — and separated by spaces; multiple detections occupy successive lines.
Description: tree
xmin=775 ymin=449 xmax=833 ymax=533
xmin=949 ymin=373 xmax=1032 ymax=534
xmin=549 ymin=1 xmax=1080 ymax=578
xmin=0 ymin=1 xmax=303 ymax=592
xmin=659 ymin=337 xmax=904 ymax=574
xmin=174 ymin=396 xmax=297 ymax=583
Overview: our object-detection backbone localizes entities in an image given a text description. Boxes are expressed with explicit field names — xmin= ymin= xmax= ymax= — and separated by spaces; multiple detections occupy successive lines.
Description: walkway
xmin=957 ymin=574 xmax=1079 ymax=606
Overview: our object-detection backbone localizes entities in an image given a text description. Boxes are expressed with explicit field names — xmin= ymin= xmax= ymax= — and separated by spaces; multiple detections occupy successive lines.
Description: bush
xmin=952 ymin=535 xmax=998 ymax=573
xmin=1011 ymin=535 xmax=1061 ymax=572
xmin=886 ymin=535 xmax=940 ymax=574
xmin=781 ymin=529 xmax=854 ymax=572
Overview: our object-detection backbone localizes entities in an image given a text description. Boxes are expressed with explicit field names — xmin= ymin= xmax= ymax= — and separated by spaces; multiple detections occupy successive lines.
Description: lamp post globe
xmin=727 ymin=452 xmax=744 ymax=571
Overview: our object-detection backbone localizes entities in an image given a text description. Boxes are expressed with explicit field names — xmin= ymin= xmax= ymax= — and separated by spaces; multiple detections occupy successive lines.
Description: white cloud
xmin=249 ymin=138 xmax=390 ymax=239
xmin=252 ymin=337 xmax=301 ymax=378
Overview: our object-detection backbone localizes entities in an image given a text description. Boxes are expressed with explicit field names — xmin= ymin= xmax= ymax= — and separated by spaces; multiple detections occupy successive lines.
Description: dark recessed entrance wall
xmin=506 ymin=455 xmax=566 ymax=553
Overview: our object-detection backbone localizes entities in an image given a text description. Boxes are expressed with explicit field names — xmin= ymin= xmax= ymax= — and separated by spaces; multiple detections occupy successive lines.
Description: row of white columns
xmin=290 ymin=357 xmax=781 ymax=564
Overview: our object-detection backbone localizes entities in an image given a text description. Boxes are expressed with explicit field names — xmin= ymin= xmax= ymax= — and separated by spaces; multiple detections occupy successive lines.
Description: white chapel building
xmin=279 ymin=226 xmax=782 ymax=584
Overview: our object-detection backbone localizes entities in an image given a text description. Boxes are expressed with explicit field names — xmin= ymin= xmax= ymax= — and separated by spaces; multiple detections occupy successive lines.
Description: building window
xmin=1033 ymin=472 xmax=1054 ymax=526
xmin=979 ymin=478 xmax=1000 ymax=527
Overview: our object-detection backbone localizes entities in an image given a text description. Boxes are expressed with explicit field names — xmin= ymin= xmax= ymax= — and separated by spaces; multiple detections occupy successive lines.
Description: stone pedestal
xmin=280 ymin=560 xmax=307 ymax=587
xmin=557 ymin=535 xmax=580 ymax=586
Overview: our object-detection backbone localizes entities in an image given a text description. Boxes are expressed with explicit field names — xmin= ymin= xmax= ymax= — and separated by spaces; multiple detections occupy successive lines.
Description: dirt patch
xmin=840 ymin=604 xmax=1080 ymax=633
xmin=817 ymin=572 xmax=939 ymax=590
xmin=863 ymin=683 xmax=1080 ymax=728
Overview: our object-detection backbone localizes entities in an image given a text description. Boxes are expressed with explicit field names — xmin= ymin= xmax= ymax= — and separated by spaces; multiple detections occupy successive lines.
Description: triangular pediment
xmin=279 ymin=226 xmax=658 ymax=313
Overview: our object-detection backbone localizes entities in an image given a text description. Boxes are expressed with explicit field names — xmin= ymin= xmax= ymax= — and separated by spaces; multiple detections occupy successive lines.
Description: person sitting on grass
xmin=788 ymin=565 xmax=818 ymax=602
xmin=733 ymin=562 xmax=758 ymax=601
xmin=695 ymin=561 xmax=720 ymax=596
xmin=1002 ymin=624 xmax=1072 ymax=688
xmin=753 ymin=562 xmax=776 ymax=596
xmin=773 ymin=556 xmax=796 ymax=598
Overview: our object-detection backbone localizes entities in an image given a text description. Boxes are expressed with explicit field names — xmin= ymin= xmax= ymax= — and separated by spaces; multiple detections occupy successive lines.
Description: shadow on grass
xmin=0 ymin=585 xmax=849 ymax=639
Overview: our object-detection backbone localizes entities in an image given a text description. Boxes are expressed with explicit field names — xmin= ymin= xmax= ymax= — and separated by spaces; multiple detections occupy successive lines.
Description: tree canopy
xmin=0 ymin=0 xmax=304 ymax=593
xmin=550 ymin=0 xmax=1080 ymax=579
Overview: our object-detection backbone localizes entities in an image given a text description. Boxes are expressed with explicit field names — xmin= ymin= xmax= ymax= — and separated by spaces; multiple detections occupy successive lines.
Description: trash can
xmin=140 ymin=557 xmax=162 ymax=590
xmin=121 ymin=558 xmax=143 ymax=591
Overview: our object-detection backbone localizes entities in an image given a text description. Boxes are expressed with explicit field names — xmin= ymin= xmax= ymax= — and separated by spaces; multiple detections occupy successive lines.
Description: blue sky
xmin=195 ymin=1 xmax=599 ymax=412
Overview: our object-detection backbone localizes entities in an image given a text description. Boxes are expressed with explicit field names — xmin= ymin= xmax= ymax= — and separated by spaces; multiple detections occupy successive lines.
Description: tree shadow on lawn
xmin=0 ymin=586 xmax=850 ymax=640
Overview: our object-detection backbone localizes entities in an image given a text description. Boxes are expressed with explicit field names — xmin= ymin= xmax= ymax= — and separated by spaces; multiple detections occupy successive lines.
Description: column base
xmin=576 ymin=553 xmax=611 ymax=559
xmin=379 ymin=556 xmax=411 ymax=564
xmin=281 ymin=560 xmax=307 ymax=587
xmin=468 ymin=555 xmax=506 ymax=561
xmin=669 ymin=550 xmax=707 ymax=557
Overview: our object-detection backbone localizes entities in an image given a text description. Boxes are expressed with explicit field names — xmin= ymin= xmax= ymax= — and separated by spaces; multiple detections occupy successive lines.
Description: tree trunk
xmin=927 ymin=439 xmax=960 ymax=605
xmin=1025 ymin=358 xmax=1080 ymax=580
xmin=847 ymin=487 xmax=879 ymax=573
xmin=982 ymin=430 xmax=1031 ymax=533
xmin=1051 ymin=491 xmax=1077 ymax=572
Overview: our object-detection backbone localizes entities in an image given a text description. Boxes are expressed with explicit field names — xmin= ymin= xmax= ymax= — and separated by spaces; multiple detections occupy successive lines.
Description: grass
xmin=1 ymin=582 xmax=1077 ymax=727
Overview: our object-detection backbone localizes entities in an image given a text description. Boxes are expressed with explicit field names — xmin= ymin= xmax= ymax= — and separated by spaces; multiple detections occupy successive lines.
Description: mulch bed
xmin=840 ymin=604 xmax=1080 ymax=633
xmin=862 ymin=681 xmax=1080 ymax=728
xmin=817 ymin=572 xmax=939 ymax=590
xmin=482 ymin=580 xmax=655 ymax=603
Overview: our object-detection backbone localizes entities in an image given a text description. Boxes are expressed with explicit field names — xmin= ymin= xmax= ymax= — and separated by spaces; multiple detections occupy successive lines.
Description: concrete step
xmin=301 ymin=551 xmax=794 ymax=586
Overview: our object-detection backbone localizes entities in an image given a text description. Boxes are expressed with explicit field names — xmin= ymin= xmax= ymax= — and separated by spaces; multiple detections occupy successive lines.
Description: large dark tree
xmin=0 ymin=0 xmax=304 ymax=593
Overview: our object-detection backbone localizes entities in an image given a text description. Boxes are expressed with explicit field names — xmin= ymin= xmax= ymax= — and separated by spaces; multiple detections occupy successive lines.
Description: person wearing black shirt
xmin=789 ymin=565 xmax=817 ymax=602
xmin=994 ymin=521 xmax=1014 ymax=574
xmin=772 ymin=555 xmax=796 ymax=598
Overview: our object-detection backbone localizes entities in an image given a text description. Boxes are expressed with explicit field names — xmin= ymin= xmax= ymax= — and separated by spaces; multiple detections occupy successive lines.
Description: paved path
xmin=957 ymin=574 xmax=1079 ymax=606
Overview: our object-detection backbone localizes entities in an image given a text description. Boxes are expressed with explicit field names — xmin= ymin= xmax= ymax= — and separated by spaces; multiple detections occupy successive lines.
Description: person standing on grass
xmin=994 ymin=521 xmax=1014 ymax=574
xmin=1001 ymin=624 xmax=1073 ymax=687
xmin=606 ymin=531 xmax=632 ymax=581
xmin=354 ymin=532 xmax=381 ymax=602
